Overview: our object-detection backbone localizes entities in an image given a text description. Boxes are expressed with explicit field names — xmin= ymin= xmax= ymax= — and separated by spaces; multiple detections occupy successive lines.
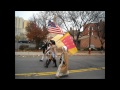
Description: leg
xmin=51 ymin=53 xmax=57 ymax=67
xmin=40 ymin=53 xmax=45 ymax=61
xmin=45 ymin=59 xmax=51 ymax=68
xmin=56 ymin=64 xmax=62 ymax=78
xmin=53 ymin=58 xmax=57 ymax=67
xmin=45 ymin=54 xmax=48 ymax=60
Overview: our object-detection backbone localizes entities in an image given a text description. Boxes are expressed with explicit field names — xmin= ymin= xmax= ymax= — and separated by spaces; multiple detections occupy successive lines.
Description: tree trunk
xmin=76 ymin=30 xmax=80 ymax=49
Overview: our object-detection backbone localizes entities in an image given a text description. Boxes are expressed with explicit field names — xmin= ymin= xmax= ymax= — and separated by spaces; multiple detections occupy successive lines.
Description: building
xmin=15 ymin=16 xmax=29 ymax=39
xmin=80 ymin=21 xmax=105 ymax=50
xmin=23 ymin=20 xmax=29 ymax=38
xmin=80 ymin=35 xmax=101 ymax=49
xmin=15 ymin=17 xmax=24 ymax=36
xmin=82 ymin=20 xmax=105 ymax=38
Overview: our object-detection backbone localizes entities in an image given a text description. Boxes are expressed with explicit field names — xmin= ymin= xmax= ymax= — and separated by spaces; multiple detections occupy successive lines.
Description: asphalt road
xmin=15 ymin=55 xmax=105 ymax=79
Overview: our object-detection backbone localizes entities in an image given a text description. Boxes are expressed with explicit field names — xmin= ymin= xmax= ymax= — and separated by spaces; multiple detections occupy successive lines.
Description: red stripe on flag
xmin=48 ymin=25 xmax=63 ymax=34
xmin=61 ymin=35 xmax=76 ymax=49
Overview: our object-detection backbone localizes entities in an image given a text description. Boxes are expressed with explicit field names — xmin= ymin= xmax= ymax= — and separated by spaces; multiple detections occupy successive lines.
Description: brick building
xmin=80 ymin=21 xmax=105 ymax=50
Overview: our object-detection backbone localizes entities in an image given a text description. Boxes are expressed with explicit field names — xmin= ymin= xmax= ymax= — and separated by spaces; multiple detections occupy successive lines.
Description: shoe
xmin=39 ymin=60 xmax=43 ymax=62
xmin=45 ymin=60 xmax=51 ymax=68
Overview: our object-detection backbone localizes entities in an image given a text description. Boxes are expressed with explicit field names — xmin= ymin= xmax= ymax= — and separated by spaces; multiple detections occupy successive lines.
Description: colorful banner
xmin=60 ymin=32 xmax=78 ymax=55
xmin=51 ymin=34 xmax=64 ymax=48
xmin=56 ymin=40 xmax=64 ymax=48
xmin=51 ymin=34 xmax=63 ymax=42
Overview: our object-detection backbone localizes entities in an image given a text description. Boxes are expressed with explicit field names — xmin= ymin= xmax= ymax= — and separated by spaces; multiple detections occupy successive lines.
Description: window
xmin=92 ymin=27 xmax=94 ymax=30
xmin=88 ymin=26 xmax=90 ymax=35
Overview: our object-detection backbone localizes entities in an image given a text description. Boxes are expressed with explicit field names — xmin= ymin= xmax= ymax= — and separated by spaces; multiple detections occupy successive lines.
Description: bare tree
xmin=49 ymin=11 xmax=70 ymax=31
xmin=95 ymin=20 xmax=105 ymax=50
xmin=28 ymin=11 xmax=105 ymax=50
xmin=35 ymin=11 xmax=49 ymax=28
xmin=47 ymin=11 xmax=105 ymax=49
xmin=67 ymin=11 xmax=105 ymax=49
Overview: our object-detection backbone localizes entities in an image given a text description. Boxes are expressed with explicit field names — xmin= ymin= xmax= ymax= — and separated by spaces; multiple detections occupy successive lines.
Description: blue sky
xmin=15 ymin=11 xmax=39 ymax=20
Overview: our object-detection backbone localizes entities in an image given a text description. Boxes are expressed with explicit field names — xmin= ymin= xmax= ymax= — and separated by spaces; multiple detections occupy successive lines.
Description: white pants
xmin=41 ymin=53 xmax=48 ymax=60
xmin=52 ymin=52 xmax=55 ymax=58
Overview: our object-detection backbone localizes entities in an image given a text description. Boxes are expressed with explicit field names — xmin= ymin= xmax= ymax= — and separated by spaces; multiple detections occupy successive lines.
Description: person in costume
xmin=45 ymin=40 xmax=57 ymax=68
xmin=39 ymin=40 xmax=48 ymax=62
xmin=56 ymin=46 xmax=69 ymax=78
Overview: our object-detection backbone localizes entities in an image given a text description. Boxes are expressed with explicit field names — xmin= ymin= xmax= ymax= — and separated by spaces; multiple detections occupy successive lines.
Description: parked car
xmin=87 ymin=45 xmax=96 ymax=50
xmin=18 ymin=40 xmax=30 ymax=43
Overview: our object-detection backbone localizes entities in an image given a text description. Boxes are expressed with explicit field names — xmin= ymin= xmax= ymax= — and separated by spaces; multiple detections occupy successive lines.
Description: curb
xmin=15 ymin=53 xmax=105 ymax=57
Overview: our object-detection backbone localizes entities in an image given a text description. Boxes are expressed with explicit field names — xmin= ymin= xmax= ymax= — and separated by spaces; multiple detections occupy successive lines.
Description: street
xmin=15 ymin=55 xmax=105 ymax=79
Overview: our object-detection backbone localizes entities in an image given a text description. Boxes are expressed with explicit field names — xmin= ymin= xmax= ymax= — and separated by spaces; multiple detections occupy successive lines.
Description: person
xmin=45 ymin=42 xmax=52 ymax=60
xmin=45 ymin=40 xmax=57 ymax=68
xmin=39 ymin=41 xmax=48 ymax=62
xmin=55 ymin=46 xmax=69 ymax=78
xmin=44 ymin=42 xmax=52 ymax=66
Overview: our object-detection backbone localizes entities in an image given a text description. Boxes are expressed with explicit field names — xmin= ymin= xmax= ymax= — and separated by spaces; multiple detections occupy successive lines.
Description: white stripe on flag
xmin=48 ymin=25 xmax=63 ymax=34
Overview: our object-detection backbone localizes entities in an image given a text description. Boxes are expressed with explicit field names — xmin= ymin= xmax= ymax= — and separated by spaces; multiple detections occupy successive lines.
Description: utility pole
xmin=88 ymin=26 xmax=92 ymax=54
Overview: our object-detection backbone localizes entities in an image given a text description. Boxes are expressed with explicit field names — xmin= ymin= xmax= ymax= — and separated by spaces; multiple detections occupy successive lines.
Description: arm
xmin=40 ymin=44 xmax=44 ymax=49
xmin=53 ymin=46 xmax=57 ymax=56
xmin=45 ymin=47 xmax=50 ymax=53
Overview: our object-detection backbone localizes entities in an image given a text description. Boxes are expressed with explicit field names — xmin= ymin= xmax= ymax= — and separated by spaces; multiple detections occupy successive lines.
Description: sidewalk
xmin=15 ymin=51 xmax=105 ymax=56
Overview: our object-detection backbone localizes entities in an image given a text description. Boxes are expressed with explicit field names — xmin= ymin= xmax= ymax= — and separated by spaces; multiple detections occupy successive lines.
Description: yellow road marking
xmin=15 ymin=67 xmax=105 ymax=77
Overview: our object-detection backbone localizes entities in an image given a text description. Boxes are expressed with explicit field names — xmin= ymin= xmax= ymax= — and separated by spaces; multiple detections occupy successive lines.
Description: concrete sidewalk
xmin=15 ymin=51 xmax=105 ymax=56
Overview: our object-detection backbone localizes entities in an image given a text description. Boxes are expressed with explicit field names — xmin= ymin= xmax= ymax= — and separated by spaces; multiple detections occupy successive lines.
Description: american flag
xmin=48 ymin=20 xmax=64 ymax=34
xmin=48 ymin=20 xmax=56 ymax=27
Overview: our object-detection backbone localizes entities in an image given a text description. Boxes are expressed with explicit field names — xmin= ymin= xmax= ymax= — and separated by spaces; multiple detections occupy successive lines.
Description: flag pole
xmin=53 ymin=15 xmax=57 ymax=25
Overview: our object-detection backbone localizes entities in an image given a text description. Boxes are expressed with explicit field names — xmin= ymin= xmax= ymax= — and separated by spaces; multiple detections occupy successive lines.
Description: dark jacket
xmin=40 ymin=42 xmax=49 ymax=54
xmin=50 ymin=40 xmax=55 ymax=45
